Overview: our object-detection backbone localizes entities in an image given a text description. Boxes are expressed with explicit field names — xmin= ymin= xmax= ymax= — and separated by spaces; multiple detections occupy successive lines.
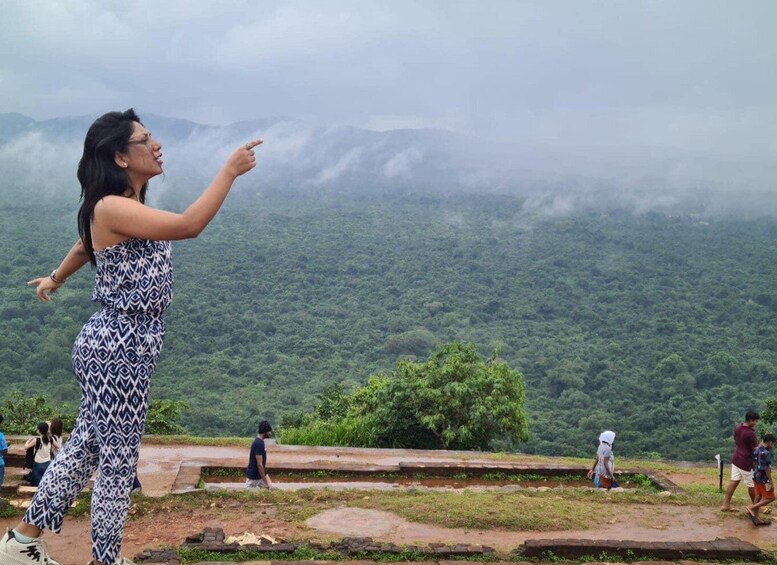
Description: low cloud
xmin=2 ymin=112 xmax=776 ymax=219
xmin=311 ymin=147 xmax=363 ymax=185
xmin=383 ymin=148 xmax=422 ymax=179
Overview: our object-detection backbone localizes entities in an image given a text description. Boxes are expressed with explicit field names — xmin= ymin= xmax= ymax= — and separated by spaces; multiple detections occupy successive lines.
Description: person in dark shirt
xmin=245 ymin=421 xmax=273 ymax=489
xmin=721 ymin=410 xmax=759 ymax=512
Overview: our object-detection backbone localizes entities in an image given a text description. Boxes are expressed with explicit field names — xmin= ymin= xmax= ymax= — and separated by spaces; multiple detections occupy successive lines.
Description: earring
xmin=122 ymin=162 xmax=127 ymax=167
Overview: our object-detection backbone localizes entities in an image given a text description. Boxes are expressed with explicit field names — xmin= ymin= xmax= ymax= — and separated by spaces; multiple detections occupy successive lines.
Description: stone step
xmin=518 ymin=537 xmax=763 ymax=561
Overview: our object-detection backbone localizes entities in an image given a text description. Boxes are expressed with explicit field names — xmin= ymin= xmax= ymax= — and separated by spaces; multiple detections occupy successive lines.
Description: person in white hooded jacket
xmin=587 ymin=430 xmax=618 ymax=489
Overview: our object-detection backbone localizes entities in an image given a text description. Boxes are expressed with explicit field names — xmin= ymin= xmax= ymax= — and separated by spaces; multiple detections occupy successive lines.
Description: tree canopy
xmin=279 ymin=342 xmax=528 ymax=451
xmin=2 ymin=185 xmax=777 ymax=460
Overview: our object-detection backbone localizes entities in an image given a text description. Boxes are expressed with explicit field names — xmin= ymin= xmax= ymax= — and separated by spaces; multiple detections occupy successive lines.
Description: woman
xmin=49 ymin=418 xmax=64 ymax=459
xmin=587 ymin=430 xmax=618 ymax=489
xmin=0 ymin=109 xmax=261 ymax=565
xmin=25 ymin=422 xmax=53 ymax=487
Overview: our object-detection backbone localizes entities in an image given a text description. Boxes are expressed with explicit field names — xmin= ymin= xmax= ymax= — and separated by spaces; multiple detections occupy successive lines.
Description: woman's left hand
xmin=27 ymin=276 xmax=62 ymax=302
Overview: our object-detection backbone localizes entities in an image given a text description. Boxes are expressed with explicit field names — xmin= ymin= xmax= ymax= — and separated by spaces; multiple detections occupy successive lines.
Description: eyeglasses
xmin=127 ymin=133 xmax=154 ymax=147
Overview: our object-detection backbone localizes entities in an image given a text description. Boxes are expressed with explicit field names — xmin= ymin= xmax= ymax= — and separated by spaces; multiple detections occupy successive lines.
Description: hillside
xmin=2 ymin=183 xmax=777 ymax=460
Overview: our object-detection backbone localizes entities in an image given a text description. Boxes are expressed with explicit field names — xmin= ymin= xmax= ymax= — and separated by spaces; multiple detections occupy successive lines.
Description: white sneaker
xmin=0 ymin=530 xmax=60 ymax=565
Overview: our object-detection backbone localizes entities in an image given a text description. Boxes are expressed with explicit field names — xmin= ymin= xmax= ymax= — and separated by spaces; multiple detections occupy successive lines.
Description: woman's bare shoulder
xmin=95 ymin=194 xmax=139 ymax=209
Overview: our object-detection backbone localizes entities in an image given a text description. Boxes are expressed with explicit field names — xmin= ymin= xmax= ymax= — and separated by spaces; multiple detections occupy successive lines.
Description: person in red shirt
xmin=721 ymin=410 xmax=760 ymax=512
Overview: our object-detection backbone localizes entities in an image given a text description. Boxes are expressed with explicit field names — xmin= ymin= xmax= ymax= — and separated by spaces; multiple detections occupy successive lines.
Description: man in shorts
xmin=245 ymin=420 xmax=273 ymax=489
xmin=746 ymin=432 xmax=776 ymax=525
xmin=721 ymin=410 xmax=759 ymax=512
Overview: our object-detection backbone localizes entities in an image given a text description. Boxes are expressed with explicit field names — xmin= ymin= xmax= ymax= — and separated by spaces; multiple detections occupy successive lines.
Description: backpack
xmin=24 ymin=438 xmax=41 ymax=470
xmin=753 ymin=445 xmax=771 ymax=484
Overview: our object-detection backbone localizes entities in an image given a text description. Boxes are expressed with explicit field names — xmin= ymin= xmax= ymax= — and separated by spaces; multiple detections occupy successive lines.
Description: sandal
xmin=746 ymin=507 xmax=762 ymax=526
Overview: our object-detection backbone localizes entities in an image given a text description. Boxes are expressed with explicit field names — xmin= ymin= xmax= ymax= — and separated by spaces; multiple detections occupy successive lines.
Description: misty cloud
xmin=0 ymin=132 xmax=82 ymax=194
xmin=311 ymin=147 xmax=363 ymax=185
xmin=2 ymin=111 xmax=775 ymax=219
xmin=383 ymin=149 xmax=422 ymax=179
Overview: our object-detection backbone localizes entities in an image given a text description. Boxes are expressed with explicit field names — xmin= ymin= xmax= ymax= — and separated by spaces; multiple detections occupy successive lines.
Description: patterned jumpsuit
xmin=25 ymin=238 xmax=173 ymax=564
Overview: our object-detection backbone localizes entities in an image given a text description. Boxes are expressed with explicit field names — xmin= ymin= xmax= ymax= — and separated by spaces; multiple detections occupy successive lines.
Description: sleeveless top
xmin=34 ymin=440 xmax=52 ymax=464
xmin=87 ymin=238 xmax=174 ymax=363
xmin=93 ymin=238 xmax=174 ymax=315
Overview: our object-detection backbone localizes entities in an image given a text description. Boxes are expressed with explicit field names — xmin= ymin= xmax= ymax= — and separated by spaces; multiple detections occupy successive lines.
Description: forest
xmin=2 ymin=181 xmax=777 ymax=461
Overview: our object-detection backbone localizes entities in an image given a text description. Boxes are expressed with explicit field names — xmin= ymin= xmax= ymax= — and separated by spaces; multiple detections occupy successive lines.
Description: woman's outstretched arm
xmin=27 ymin=239 xmax=90 ymax=302
xmin=95 ymin=140 xmax=262 ymax=243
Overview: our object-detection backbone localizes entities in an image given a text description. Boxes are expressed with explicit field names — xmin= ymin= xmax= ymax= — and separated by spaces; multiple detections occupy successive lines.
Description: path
xmin=1 ymin=442 xmax=774 ymax=564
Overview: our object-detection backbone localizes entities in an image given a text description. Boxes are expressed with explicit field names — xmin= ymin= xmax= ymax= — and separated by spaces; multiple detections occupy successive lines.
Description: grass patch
xmin=68 ymin=492 xmax=92 ymax=518
xmin=0 ymin=501 xmax=22 ymax=518
xmin=178 ymin=547 xmax=339 ymax=563
xmin=350 ymin=490 xmax=593 ymax=531
xmin=200 ymin=467 xmax=658 ymax=490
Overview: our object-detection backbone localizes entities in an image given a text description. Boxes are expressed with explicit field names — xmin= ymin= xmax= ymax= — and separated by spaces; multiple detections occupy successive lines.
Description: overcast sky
xmin=1 ymin=0 xmax=775 ymax=158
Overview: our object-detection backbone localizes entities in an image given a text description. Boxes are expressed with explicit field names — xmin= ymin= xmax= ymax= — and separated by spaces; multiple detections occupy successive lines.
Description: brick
xmin=204 ymin=543 xmax=237 ymax=553
xmin=268 ymin=543 xmax=296 ymax=552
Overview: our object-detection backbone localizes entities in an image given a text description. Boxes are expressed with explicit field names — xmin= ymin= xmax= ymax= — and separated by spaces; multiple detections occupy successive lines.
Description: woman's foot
xmin=0 ymin=530 xmax=60 ymax=565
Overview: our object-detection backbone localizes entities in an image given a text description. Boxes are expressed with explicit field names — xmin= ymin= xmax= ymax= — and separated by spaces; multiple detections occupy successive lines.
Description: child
xmin=0 ymin=414 xmax=8 ymax=491
xmin=746 ymin=432 xmax=776 ymax=526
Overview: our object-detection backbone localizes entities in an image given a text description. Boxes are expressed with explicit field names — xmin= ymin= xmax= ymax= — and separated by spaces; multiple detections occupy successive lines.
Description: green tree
xmin=0 ymin=392 xmax=73 ymax=434
xmin=144 ymin=400 xmax=188 ymax=435
xmin=374 ymin=342 xmax=529 ymax=450
xmin=761 ymin=399 xmax=777 ymax=427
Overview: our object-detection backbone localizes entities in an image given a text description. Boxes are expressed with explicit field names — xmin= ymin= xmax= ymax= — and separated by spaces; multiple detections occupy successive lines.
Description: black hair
xmin=0 ymin=413 xmax=3 ymax=426
xmin=746 ymin=410 xmax=761 ymax=422
xmin=764 ymin=432 xmax=777 ymax=443
xmin=257 ymin=420 xmax=273 ymax=435
xmin=77 ymin=108 xmax=146 ymax=265
xmin=37 ymin=421 xmax=50 ymax=445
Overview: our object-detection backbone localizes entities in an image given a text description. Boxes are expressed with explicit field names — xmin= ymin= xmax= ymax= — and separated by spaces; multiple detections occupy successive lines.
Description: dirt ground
xmin=2 ymin=444 xmax=775 ymax=565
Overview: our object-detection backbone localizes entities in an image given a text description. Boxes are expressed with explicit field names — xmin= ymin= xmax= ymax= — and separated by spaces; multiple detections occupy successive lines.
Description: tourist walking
xmin=587 ymin=430 xmax=618 ymax=489
xmin=0 ymin=108 xmax=261 ymax=565
xmin=721 ymin=410 xmax=759 ymax=512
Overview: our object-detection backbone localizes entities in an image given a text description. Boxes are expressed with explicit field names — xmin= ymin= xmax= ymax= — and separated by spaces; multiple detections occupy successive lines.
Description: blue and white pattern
xmin=25 ymin=238 xmax=173 ymax=565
